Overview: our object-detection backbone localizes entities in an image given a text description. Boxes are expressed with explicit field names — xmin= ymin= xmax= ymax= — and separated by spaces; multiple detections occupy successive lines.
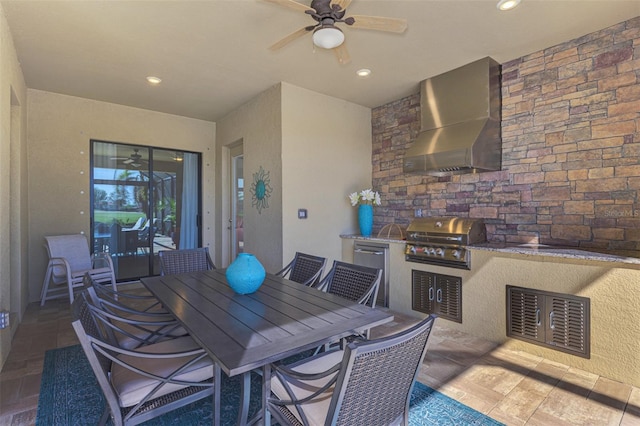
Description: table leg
xmin=262 ymin=365 xmax=271 ymax=426
xmin=214 ymin=363 xmax=221 ymax=426
xmin=238 ymin=371 xmax=251 ymax=425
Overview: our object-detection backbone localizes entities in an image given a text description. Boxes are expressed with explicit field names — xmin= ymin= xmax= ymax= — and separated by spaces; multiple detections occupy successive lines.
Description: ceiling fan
xmin=264 ymin=0 xmax=408 ymax=64
xmin=110 ymin=149 xmax=146 ymax=168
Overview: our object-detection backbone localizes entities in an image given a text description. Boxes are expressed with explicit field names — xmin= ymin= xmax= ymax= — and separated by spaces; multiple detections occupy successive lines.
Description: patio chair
xmin=83 ymin=285 xmax=187 ymax=350
xmin=158 ymin=247 xmax=216 ymax=276
xmin=314 ymin=261 xmax=382 ymax=347
xmin=276 ymin=252 xmax=327 ymax=287
xmin=268 ymin=314 xmax=436 ymax=426
xmin=125 ymin=216 xmax=145 ymax=231
xmin=315 ymin=260 xmax=382 ymax=308
xmin=40 ymin=234 xmax=116 ymax=306
xmin=83 ymin=272 xmax=165 ymax=313
xmin=71 ymin=291 xmax=215 ymax=426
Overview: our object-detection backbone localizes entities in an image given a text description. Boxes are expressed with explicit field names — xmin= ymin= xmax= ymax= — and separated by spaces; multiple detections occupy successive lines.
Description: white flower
xmin=348 ymin=192 xmax=360 ymax=207
xmin=360 ymin=189 xmax=375 ymax=202
xmin=347 ymin=188 xmax=382 ymax=207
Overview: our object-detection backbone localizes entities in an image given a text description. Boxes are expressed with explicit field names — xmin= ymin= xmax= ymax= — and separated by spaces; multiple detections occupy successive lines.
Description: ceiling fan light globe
xmin=313 ymin=27 xmax=344 ymax=49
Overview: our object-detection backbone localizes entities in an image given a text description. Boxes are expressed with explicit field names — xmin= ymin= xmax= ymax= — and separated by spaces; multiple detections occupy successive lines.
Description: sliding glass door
xmin=91 ymin=141 xmax=201 ymax=281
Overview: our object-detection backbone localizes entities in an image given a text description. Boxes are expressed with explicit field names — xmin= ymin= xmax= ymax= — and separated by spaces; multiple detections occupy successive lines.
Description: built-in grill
xmin=405 ymin=217 xmax=486 ymax=269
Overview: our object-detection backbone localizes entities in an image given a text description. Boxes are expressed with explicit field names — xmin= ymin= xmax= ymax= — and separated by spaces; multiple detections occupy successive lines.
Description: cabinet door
xmin=507 ymin=286 xmax=590 ymax=358
xmin=412 ymin=270 xmax=436 ymax=315
xmin=411 ymin=270 xmax=462 ymax=323
xmin=507 ymin=286 xmax=545 ymax=344
xmin=545 ymin=295 xmax=590 ymax=356
xmin=434 ymin=274 xmax=462 ymax=323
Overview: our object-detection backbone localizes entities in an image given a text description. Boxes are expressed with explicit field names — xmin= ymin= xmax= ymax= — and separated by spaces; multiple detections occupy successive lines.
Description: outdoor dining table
xmin=140 ymin=268 xmax=394 ymax=425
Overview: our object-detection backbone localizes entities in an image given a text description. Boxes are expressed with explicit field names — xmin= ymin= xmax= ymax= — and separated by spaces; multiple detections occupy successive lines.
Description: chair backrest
xmin=328 ymin=315 xmax=436 ymax=426
xmin=158 ymin=247 xmax=215 ymax=275
xmin=45 ymin=234 xmax=93 ymax=276
xmin=278 ymin=252 xmax=327 ymax=287
xmin=71 ymin=292 xmax=122 ymax=420
xmin=316 ymin=261 xmax=382 ymax=307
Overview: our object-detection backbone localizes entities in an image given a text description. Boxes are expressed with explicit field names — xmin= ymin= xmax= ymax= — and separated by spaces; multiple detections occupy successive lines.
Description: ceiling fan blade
xmin=123 ymin=158 xmax=134 ymax=164
xmin=261 ymin=0 xmax=313 ymax=13
xmin=269 ymin=26 xmax=312 ymax=51
xmin=348 ymin=15 xmax=408 ymax=33
xmin=333 ymin=43 xmax=351 ymax=65
xmin=331 ymin=0 xmax=352 ymax=10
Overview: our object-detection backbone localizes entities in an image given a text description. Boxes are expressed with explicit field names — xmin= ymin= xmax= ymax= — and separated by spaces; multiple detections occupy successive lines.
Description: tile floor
xmin=1 ymin=287 xmax=639 ymax=425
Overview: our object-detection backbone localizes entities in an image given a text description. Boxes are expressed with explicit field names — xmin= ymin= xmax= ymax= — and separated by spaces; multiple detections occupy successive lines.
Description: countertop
xmin=340 ymin=234 xmax=640 ymax=266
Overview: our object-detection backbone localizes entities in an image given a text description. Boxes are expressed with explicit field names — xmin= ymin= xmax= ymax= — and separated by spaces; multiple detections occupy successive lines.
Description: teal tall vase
xmin=358 ymin=204 xmax=374 ymax=237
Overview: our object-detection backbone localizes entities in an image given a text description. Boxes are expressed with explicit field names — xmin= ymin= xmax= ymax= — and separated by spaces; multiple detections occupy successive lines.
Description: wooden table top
xmin=141 ymin=269 xmax=394 ymax=376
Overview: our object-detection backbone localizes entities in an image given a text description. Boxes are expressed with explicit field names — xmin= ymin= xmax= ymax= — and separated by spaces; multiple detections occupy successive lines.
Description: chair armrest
xmin=269 ymin=358 xmax=341 ymax=406
xmin=99 ymin=297 xmax=171 ymax=319
xmin=275 ymin=259 xmax=294 ymax=277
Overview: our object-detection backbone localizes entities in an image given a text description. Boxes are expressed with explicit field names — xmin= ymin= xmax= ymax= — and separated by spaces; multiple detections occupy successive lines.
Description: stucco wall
xmin=26 ymin=90 xmax=216 ymax=302
xmin=0 ymin=3 xmax=28 ymax=369
xmin=216 ymin=82 xmax=372 ymax=272
xmin=374 ymin=239 xmax=640 ymax=387
xmin=281 ymin=82 xmax=372 ymax=267
xmin=215 ymin=84 xmax=283 ymax=272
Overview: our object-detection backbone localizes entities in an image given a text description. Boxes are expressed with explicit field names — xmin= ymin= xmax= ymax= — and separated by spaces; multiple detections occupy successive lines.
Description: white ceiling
xmin=2 ymin=0 xmax=639 ymax=122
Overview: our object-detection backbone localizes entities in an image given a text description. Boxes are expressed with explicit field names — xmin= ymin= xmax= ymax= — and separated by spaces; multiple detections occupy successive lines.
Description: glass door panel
xmin=91 ymin=141 xmax=201 ymax=281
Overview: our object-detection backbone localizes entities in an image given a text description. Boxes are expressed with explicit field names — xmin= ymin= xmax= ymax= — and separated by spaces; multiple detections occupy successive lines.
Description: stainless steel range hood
xmin=403 ymin=57 xmax=502 ymax=176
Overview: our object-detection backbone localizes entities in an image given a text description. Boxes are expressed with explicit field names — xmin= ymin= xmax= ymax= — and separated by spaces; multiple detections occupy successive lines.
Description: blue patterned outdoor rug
xmin=37 ymin=345 xmax=503 ymax=425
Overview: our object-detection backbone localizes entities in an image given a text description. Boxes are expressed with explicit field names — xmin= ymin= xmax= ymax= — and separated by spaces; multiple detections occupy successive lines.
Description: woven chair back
xmin=288 ymin=253 xmax=326 ymax=286
xmin=159 ymin=248 xmax=215 ymax=275
xmin=331 ymin=315 xmax=436 ymax=425
xmin=322 ymin=261 xmax=381 ymax=307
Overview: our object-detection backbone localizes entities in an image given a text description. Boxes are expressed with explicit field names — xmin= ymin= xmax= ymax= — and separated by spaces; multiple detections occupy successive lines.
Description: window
xmin=91 ymin=141 xmax=202 ymax=281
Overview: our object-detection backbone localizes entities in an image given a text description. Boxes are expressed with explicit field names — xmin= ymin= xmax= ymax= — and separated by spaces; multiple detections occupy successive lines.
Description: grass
xmin=94 ymin=210 xmax=145 ymax=226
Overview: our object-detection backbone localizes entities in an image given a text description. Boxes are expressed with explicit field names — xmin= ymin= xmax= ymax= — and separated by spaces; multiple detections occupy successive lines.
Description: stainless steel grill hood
xmin=403 ymin=57 xmax=502 ymax=176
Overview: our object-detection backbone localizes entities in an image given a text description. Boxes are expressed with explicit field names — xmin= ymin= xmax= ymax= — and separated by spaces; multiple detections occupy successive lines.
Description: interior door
xmin=229 ymin=144 xmax=244 ymax=260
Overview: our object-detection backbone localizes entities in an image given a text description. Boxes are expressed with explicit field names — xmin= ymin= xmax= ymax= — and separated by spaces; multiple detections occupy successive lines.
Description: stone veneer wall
xmin=372 ymin=17 xmax=640 ymax=249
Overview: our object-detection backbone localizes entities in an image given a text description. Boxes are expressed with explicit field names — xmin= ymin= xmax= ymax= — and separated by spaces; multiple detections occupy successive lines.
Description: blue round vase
xmin=358 ymin=204 xmax=374 ymax=237
xmin=226 ymin=253 xmax=266 ymax=295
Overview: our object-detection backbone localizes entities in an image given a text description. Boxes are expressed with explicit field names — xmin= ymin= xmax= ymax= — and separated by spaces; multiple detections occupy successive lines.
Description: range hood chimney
xmin=403 ymin=57 xmax=502 ymax=176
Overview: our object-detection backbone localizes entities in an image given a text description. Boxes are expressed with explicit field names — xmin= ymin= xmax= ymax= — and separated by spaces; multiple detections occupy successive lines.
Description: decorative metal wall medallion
xmin=250 ymin=166 xmax=273 ymax=214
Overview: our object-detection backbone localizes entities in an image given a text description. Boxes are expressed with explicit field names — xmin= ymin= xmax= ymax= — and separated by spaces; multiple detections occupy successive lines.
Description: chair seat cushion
xmin=111 ymin=336 xmax=213 ymax=407
xmin=270 ymin=350 xmax=344 ymax=426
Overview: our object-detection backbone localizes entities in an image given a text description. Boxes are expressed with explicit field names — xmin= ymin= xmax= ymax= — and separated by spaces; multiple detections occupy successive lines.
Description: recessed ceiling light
xmin=356 ymin=69 xmax=371 ymax=78
xmin=146 ymin=76 xmax=162 ymax=85
xmin=497 ymin=0 xmax=521 ymax=11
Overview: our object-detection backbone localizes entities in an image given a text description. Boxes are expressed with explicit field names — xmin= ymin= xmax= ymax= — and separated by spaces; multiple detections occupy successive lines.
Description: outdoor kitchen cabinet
xmin=411 ymin=270 xmax=462 ymax=323
xmin=506 ymin=285 xmax=590 ymax=358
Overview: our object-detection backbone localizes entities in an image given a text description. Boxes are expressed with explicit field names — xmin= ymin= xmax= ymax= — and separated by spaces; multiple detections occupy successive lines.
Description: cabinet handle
xmin=549 ymin=311 xmax=555 ymax=329
xmin=428 ymin=287 xmax=434 ymax=301
xmin=535 ymin=308 xmax=541 ymax=326
xmin=436 ymin=288 xmax=442 ymax=303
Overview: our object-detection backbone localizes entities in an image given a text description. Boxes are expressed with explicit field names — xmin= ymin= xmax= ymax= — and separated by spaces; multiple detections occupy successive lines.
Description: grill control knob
xmin=435 ymin=248 xmax=444 ymax=256
xmin=452 ymin=249 xmax=461 ymax=258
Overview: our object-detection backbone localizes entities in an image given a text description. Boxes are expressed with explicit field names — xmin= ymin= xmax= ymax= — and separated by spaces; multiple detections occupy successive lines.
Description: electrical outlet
xmin=414 ymin=208 xmax=423 ymax=218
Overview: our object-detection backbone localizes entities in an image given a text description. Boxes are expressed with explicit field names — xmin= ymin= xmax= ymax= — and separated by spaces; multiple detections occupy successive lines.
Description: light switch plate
xmin=298 ymin=209 xmax=308 ymax=219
